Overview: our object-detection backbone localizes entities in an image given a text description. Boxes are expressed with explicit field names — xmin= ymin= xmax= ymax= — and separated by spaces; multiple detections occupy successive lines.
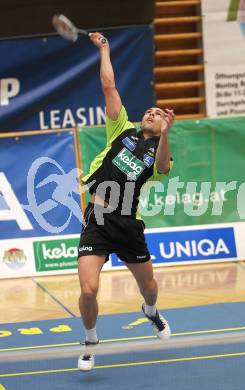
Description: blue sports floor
xmin=0 ymin=302 xmax=245 ymax=390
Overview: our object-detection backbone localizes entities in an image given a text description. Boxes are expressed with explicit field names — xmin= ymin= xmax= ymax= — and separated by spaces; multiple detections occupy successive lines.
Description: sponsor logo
xmin=2 ymin=248 xmax=27 ymax=269
xmin=78 ymin=245 xmax=93 ymax=252
xmin=112 ymin=148 xmax=145 ymax=181
xmin=149 ymin=227 xmax=237 ymax=262
xmin=33 ymin=238 xmax=79 ymax=272
xmin=143 ymin=154 xmax=154 ymax=167
xmin=136 ymin=255 xmax=147 ymax=259
xmin=122 ymin=137 xmax=136 ymax=151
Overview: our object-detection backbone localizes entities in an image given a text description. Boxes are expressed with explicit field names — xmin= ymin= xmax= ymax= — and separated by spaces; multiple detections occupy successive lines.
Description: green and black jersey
xmin=83 ymin=106 xmax=173 ymax=217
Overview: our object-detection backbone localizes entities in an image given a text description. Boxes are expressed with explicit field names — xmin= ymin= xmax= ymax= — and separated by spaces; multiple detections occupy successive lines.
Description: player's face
xmin=141 ymin=107 xmax=166 ymax=136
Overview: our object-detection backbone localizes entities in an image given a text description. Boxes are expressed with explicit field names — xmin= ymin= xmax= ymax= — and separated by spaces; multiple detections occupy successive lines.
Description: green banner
xmin=78 ymin=117 xmax=245 ymax=228
xmin=33 ymin=238 xmax=79 ymax=272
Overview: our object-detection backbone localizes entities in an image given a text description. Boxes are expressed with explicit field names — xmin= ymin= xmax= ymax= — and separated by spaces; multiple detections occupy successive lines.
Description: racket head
xmin=52 ymin=14 xmax=79 ymax=42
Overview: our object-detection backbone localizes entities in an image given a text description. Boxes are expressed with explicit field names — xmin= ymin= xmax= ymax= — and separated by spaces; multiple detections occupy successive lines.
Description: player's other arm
xmin=155 ymin=109 xmax=175 ymax=174
xmin=90 ymin=32 xmax=122 ymax=120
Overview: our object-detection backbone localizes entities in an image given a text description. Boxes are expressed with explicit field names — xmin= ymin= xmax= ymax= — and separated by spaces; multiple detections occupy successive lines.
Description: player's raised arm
xmin=90 ymin=32 xmax=122 ymax=120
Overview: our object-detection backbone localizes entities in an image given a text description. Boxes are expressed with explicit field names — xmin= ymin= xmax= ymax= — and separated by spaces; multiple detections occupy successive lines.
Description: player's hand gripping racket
xmin=52 ymin=14 xmax=107 ymax=44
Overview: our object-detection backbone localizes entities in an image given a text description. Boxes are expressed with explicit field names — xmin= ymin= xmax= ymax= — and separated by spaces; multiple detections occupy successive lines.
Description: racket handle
xmin=88 ymin=33 xmax=107 ymax=44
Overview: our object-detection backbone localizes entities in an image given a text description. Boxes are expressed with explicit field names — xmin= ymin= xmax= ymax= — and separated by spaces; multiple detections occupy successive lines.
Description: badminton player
xmin=77 ymin=32 xmax=175 ymax=371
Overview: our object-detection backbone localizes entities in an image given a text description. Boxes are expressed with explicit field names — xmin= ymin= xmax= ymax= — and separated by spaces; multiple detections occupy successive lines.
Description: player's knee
xmin=81 ymin=282 xmax=98 ymax=300
xmin=139 ymin=278 xmax=157 ymax=295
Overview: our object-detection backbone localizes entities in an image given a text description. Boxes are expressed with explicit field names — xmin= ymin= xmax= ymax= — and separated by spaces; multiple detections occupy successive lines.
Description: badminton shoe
xmin=142 ymin=303 xmax=171 ymax=340
xmin=78 ymin=340 xmax=98 ymax=371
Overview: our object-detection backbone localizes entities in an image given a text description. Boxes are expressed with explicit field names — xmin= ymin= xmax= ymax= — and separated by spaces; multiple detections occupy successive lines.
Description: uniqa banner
xmin=0 ymin=26 xmax=154 ymax=132
xmin=201 ymin=0 xmax=245 ymax=118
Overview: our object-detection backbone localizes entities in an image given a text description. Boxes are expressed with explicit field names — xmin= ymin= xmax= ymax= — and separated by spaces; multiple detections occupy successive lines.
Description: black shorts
xmin=78 ymin=202 xmax=151 ymax=264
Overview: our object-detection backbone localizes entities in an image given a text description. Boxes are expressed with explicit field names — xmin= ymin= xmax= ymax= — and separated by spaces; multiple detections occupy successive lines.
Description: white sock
xmin=144 ymin=303 xmax=157 ymax=317
xmin=85 ymin=326 xmax=98 ymax=343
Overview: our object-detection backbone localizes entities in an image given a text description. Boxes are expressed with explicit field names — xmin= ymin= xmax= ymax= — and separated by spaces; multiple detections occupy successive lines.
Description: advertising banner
xmin=33 ymin=237 xmax=79 ymax=272
xmin=202 ymin=0 xmax=245 ymax=117
xmin=0 ymin=26 xmax=154 ymax=132
xmin=0 ymin=130 xmax=83 ymax=279
xmin=0 ymin=131 xmax=81 ymax=239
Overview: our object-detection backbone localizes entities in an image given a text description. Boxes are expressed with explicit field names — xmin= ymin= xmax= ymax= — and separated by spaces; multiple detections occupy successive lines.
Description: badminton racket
xmin=52 ymin=14 xmax=107 ymax=44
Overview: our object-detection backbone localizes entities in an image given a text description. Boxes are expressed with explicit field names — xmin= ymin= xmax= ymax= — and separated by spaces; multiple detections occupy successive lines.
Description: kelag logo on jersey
xmin=122 ymin=137 xmax=136 ymax=151
xmin=112 ymin=148 xmax=145 ymax=181
xmin=111 ymin=227 xmax=237 ymax=266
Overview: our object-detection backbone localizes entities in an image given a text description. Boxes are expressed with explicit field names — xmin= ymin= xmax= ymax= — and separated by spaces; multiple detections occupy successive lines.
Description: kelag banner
xmin=78 ymin=116 xmax=245 ymax=228
xmin=201 ymin=0 xmax=245 ymax=117
xmin=0 ymin=26 xmax=154 ymax=132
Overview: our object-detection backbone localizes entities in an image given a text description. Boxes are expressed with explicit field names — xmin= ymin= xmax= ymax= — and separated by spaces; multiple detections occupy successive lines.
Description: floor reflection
xmin=1 ymin=261 xmax=245 ymax=323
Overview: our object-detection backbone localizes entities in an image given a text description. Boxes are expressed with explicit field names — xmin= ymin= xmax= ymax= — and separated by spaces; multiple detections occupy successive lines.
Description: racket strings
xmin=52 ymin=14 xmax=78 ymax=42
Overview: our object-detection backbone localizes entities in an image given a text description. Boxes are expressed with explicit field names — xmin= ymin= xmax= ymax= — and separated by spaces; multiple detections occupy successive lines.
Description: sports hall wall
xmin=0 ymin=0 xmax=245 ymax=278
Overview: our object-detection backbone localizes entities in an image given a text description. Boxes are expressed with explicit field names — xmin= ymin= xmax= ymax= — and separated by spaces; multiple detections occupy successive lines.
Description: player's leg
xmin=126 ymin=260 xmax=171 ymax=340
xmin=78 ymin=254 xmax=105 ymax=338
xmin=77 ymin=254 xmax=105 ymax=371
xmin=126 ymin=260 xmax=157 ymax=306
